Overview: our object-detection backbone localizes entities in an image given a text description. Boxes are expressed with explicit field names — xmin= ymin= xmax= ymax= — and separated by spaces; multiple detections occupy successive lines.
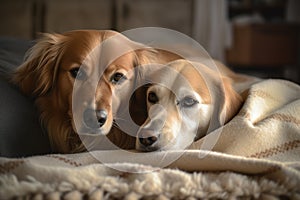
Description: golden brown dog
xmin=135 ymin=59 xmax=248 ymax=151
xmin=12 ymin=30 xmax=179 ymax=153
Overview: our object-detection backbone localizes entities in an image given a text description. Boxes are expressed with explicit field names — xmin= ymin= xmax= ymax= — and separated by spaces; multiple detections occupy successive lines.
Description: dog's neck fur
xmin=36 ymin=92 xmax=83 ymax=153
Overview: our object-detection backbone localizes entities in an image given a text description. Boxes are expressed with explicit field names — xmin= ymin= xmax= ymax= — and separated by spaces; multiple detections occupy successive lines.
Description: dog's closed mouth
xmin=137 ymin=144 xmax=161 ymax=152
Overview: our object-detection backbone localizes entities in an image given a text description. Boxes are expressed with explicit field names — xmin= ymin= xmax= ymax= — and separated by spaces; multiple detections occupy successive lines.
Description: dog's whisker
xmin=112 ymin=123 xmax=120 ymax=129
xmin=114 ymin=117 xmax=129 ymax=122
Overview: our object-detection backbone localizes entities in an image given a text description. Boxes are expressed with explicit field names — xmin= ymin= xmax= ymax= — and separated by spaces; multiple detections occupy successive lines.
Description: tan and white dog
xmin=135 ymin=59 xmax=252 ymax=151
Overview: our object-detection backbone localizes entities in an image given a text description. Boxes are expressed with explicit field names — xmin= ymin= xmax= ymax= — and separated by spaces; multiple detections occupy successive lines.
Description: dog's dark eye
xmin=111 ymin=72 xmax=127 ymax=84
xmin=148 ymin=92 xmax=159 ymax=104
xmin=70 ymin=68 xmax=86 ymax=80
xmin=179 ymin=97 xmax=199 ymax=107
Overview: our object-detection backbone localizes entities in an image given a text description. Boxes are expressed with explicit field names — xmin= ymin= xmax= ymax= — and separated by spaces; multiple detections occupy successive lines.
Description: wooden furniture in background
xmin=226 ymin=23 xmax=300 ymax=83
xmin=44 ymin=0 xmax=113 ymax=33
xmin=116 ymin=0 xmax=193 ymax=36
xmin=0 ymin=0 xmax=194 ymax=40
xmin=226 ymin=23 xmax=299 ymax=67
xmin=0 ymin=0 xmax=33 ymax=39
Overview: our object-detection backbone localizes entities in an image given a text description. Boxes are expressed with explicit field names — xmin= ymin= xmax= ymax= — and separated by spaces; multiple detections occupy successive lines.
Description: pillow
xmin=0 ymin=37 xmax=51 ymax=157
xmin=0 ymin=37 xmax=33 ymax=78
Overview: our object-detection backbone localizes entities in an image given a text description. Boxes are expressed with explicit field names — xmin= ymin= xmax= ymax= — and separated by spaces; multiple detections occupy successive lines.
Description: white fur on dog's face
xmin=136 ymin=59 xmax=243 ymax=152
xmin=136 ymin=61 xmax=213 ymax=151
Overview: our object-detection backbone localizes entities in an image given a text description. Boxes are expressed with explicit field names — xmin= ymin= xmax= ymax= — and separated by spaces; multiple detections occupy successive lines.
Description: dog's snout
xmin=96 ymin=109 xmax=107 ymax=127
xmin=83 ymin=109 xmax=107 ymax=129
xmin=138 ymin=129 xmax=158 ymax=147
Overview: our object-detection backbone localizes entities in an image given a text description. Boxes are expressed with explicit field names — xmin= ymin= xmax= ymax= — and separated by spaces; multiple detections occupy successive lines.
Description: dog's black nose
xmin=138 ymin=129 xmax=158 ymax=147
xmin=139 ymin=136 xmax=158 ymax=147
xmin=96 ymin=109 xmax=107 ymax=127
xmin=83 ymin=109 xmax=107 ymax=129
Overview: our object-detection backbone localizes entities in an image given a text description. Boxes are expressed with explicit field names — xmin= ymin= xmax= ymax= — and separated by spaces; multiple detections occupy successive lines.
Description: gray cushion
xmin=0 ymin=37 xmax=51 ymax=157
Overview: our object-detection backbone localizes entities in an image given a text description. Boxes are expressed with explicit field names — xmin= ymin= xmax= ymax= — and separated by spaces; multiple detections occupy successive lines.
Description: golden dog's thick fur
xmin=11 ymin=30 xmax=162 ymax=153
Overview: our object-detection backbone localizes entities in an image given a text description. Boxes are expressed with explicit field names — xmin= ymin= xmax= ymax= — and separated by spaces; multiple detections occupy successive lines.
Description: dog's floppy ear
xmin=134 ymin=47 xmax=158 ymax=67
xmin=207 ymin=76 xmax=243 ymax=133
xmin=135 ymin=48 xmax=183 ymax=66
xmin=221 ymin=77 xmax=243 ymax=123
xmin=12 ymin=33 xmax=65 ymax=97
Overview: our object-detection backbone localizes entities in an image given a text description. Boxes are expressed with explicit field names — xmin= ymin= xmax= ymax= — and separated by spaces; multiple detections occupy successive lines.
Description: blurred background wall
xmin=0 ymin=0 xmax=299 ymax=83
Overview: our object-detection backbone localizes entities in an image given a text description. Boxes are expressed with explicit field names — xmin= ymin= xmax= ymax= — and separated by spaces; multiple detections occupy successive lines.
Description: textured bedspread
xmin=1 ymin=79 xmax=300 ymax=199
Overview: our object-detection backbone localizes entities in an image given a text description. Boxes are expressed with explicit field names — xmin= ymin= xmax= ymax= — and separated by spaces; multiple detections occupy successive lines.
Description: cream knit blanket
xmin=0 ymin=79 xmax=300 ymax=199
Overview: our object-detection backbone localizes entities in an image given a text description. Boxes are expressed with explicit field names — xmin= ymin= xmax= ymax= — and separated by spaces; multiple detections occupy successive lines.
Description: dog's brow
xmin=104 ymin=65 xmax=115 ymax=74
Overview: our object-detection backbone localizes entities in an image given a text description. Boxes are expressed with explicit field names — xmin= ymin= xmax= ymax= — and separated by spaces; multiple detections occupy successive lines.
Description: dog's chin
xmin=136 ymin=144 xmax=161 ymax=152
xmin=136 ymin=142 xmax=180 ymax=152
